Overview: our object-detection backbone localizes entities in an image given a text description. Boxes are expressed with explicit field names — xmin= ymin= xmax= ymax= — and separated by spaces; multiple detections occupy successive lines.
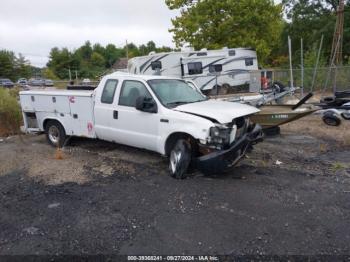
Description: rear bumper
xmin=196 ymin=124 xmax=263 ymax=174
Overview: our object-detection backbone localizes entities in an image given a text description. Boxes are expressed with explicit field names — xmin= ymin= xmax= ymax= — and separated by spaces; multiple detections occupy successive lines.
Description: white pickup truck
xmin=19 ymin=72 xmax=263 ymax=178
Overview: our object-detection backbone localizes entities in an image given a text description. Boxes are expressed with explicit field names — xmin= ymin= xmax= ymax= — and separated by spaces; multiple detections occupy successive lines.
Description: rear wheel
xmin=45 ymin=120 xmax=66 ymax=147
xmin=169 ymin=139 xmax=192 ymax=179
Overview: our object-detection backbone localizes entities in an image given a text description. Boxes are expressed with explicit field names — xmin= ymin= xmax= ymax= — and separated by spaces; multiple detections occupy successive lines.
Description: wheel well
xmin=43 ymin=119 xmax=63 ymax=131
xmin=164 ymin=132 xmax=198 ymax=156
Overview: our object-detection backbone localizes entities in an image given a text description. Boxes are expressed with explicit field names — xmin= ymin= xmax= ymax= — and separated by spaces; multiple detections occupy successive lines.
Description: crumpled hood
xmin=174 ymin=100 xmax=260 ymax=123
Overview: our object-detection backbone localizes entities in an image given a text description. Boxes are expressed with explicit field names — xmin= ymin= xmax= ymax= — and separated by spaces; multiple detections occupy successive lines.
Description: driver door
xmin=113 ymin=80 xmax=160 ymax=151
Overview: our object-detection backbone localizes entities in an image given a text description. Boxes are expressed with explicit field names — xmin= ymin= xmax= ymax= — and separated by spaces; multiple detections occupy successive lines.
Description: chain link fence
xmin=266 ymin=66 xmax=350 ymax=93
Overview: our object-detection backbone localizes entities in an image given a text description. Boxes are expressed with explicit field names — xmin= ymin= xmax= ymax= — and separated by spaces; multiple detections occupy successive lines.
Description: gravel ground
xmin=0 ymin=115 xmax=350 ymax=256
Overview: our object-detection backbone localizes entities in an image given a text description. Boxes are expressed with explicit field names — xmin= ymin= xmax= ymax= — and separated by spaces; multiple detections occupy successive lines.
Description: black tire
xmin=341 ymin=112 xmax=350 ymax=120
xmin=271 ymin=81 xmax=286 ymax=93
xmin=322 ymin=112 xmax=341 ymax=126
xmin=169 ymin=139 xmax=192 ymax=179
xmin=45 ymin=120 xmax=66 ymax=147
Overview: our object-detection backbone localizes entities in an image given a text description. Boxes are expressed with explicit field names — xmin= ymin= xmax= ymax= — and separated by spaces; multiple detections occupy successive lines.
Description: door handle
xmin=113 ymin=110 xmax=118 ymax=119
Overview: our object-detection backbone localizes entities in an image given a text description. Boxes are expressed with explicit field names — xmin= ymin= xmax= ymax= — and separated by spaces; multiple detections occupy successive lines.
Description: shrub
xmin=0 ymin=88 xmax=22 ymax=136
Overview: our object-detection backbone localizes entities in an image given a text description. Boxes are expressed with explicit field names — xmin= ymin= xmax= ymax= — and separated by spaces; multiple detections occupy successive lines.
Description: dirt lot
xmin=0 ymin=115 xmax=350 ymax=255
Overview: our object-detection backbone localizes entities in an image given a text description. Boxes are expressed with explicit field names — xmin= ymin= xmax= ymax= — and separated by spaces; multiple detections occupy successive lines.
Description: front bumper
xmin=196 ymin=124 xmax=263 ymax=174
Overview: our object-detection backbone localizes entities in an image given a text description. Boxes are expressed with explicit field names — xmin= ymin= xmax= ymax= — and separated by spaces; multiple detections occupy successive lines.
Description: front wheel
xmin=169 ymin=139 xmax=192 ymax=179
xmin=45 ymin=120 xmax=66 ymax=147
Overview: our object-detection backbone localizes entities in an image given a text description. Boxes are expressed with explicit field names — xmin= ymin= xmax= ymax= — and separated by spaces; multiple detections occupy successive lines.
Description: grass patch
xmin=330 ymin=162 xmax=346 ymax=172
xmin=0 ymin=88 xmax=22 ymax=136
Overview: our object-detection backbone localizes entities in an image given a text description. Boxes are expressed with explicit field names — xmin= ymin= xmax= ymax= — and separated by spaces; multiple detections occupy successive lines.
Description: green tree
xmin=104 ymin=44 xmax=125 ymax=67
xmin=91 ymin=52 xmax=105 ymax=67
xmin=46 ymin=41 xmax=173 ymax=79
xmin=42 ymin=67 xmax=58 ymax=80
xmin=165 ymin=0 xmax=283 ymax=63
xmin=0 ymin=50 xmax=16 ymax=80
xmin=282 ymin=0 xmax=350 ymax=65
xmin=47 ymin=47 xmax=73 ymax=79
xmin=15 ymin=53 xmax=32 ymax=79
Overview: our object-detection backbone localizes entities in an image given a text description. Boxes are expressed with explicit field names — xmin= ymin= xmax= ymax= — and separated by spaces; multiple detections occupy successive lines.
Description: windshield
xmin=147 ymin=79 xmax=207 ymax=107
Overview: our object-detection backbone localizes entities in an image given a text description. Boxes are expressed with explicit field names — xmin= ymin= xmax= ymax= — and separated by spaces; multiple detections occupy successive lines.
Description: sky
xmin=0 ymin=0 xmax=282 ymax=68
xmin=0 ymin=0 xmax=178 ymax=67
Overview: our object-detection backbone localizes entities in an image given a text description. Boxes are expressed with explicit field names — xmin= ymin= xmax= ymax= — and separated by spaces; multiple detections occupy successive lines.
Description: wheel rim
xmin=170 ymin=150 xmax=182 ymax=173
xmin=48 ymin=126 xmax=60 ymax=144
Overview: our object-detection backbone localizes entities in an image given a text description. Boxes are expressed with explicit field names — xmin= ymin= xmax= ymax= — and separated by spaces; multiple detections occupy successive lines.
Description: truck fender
xmin=42 ymin=117 xmax=67 ymax=134
xmin=164 ymin=132 xmax=198 ymax=156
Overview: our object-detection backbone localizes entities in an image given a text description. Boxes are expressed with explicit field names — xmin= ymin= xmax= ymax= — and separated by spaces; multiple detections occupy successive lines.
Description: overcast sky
xmin=0 ymin=0 xmax=178 ymax=67
xmin=1 ymin=0 xmax=282 ymax=68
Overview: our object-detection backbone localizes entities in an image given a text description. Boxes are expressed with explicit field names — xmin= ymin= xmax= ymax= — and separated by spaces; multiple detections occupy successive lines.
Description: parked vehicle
xmin=28 ymin=78 xmax=44 ymax=86
xmin=128 ymin=47 xmax=258 ymax=94
xmin=0 ymin=78 xmax=14 ymax=88
xmin=82 ymin=78 xmax=91 ymax=85
xmin=17 ymin=78 xmax=28 ymax=86
xmin=19 ymin=73 xmax=263 ymax=178
xmin=44 ymin=79 xmax=54 ymax=87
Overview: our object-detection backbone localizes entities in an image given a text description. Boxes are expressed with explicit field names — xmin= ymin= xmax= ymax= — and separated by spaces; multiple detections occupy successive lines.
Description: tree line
xmin=0 ymin=0 xmax=349 ymax=81
xmin=0 ymin=50 xmax=33 ymax=81
xmin=46 ymin=41 xmax=174 ymax=79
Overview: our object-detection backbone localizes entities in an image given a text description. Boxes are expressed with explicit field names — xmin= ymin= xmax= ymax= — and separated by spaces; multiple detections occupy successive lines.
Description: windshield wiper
xmin=167 ymin=98 xmax=208 ymax=107
xmin=166 ymin=101 xmax=190 ymax=107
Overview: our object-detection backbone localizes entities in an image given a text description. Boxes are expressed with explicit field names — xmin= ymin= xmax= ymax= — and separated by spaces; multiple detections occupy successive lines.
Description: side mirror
xmin=135 ymin=96 xmax=157 ymax=113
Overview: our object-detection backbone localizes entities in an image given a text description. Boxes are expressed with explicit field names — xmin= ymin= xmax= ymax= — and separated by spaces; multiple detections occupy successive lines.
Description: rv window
xmin=228 ymin=50 xmax=236 ymax=56
xmin=151 ymin=61 xmax=162 ymax=70
xmin=101 ymin=79 xmax=118 ymax=104
xmin=245 ymin=58 xmax=254 ymax=66
xmin=188 ymin=62 xmax=203 ymax=75
xmin=197 ymin=52 xmax=207 ymax=56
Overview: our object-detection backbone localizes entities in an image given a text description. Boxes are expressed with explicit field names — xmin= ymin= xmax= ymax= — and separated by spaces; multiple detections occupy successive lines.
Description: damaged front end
xmin=196 ymin=117 xmax=263 ymax=174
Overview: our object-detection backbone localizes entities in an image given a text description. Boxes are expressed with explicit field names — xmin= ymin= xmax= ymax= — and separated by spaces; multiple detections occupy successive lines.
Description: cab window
xmin=101 ymin=79 xmax=118 ymax=104
xmin=119 ymin=80 xmax=152 ymax=107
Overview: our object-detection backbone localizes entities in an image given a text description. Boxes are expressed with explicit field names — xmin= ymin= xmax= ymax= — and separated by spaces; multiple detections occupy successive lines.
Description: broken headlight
xmin=208 ymin=126 xmax=232 ymax=146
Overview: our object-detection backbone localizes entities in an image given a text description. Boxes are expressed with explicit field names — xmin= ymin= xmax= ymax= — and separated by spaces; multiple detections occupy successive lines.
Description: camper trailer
xmin=127 ymin=47 xmax=259 ymax=94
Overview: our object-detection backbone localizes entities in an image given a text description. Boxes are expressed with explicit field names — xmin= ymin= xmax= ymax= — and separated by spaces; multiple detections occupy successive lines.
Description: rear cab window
xmin=119 ymin=80 xmax=152 ymax=107
xmin=101 ymin=79 xmax=118 ymax=104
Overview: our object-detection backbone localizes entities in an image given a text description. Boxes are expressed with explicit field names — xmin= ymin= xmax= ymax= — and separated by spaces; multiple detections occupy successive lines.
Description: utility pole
xmin=330 ymin=0 xmax=344 ymax=66
xmin=288 ymin=36 xmax=294 ymax=88
xmin=311 ymin=35 xmax=324 ymax=92
xmin=329 ymin=0 xmax=344 ymax=92
xmin=300 ymin=38 xmax=304 ymax=97
xmin=68 ymin=68 xmax=72 ymax=81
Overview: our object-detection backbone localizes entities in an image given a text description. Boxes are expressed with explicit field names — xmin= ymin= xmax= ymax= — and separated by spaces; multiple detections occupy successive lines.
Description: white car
xmin=19 ymin=72 xmax=263 ymax=178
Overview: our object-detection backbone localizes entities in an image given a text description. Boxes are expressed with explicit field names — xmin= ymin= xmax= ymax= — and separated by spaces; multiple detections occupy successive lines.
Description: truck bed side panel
xmin=20 ymin=92 xmax=96 ymax=138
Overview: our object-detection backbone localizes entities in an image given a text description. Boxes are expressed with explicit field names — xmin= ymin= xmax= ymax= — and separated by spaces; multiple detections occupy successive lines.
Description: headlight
xmin=209 ymin=126 xmax=232 ymax=145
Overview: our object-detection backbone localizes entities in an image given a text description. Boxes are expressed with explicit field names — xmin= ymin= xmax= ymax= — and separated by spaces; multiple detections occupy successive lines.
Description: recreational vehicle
xmin=127 ymin=47 xmax=259 ymax=94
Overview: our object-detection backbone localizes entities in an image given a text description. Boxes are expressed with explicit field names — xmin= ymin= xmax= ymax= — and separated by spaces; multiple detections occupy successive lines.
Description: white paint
xmin=20 ymin=73 xmax=260 ymax=155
